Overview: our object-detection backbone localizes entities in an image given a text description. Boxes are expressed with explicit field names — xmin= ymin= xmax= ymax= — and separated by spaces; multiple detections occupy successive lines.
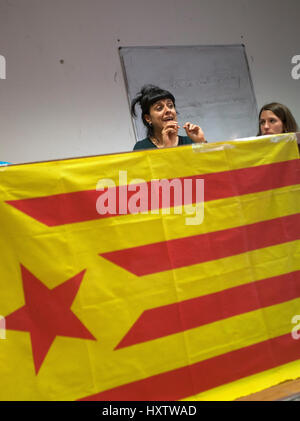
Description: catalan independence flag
xmin=0 ymin=134 xmax=300 ymax=401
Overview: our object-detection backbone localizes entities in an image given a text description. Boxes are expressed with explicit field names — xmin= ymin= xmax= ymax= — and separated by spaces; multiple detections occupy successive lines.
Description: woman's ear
xmin=144 ymin=114 xmax=152 ymax=125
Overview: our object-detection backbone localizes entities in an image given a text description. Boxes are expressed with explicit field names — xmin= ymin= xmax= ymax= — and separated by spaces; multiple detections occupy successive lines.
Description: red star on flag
xmin=5 ymin=265 xmax=96 ymax=374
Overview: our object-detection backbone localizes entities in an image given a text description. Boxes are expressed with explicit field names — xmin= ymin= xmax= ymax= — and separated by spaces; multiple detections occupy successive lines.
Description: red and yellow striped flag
xmin=0 ymin=134 xmax=299 ymax=401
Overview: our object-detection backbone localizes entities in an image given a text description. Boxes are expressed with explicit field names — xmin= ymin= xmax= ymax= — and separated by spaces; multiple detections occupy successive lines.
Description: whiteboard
xmin=119 ymin=45 xmax=258 ymax=143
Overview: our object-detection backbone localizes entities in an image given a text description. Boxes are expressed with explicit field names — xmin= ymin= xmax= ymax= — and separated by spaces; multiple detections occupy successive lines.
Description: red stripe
xmin=115 ymin=270 xmax=300 ymax=349
xmin=101 ymin=213 xmax=300 ymax=276
xmin=6 ymin=160 xmax=299 ymax=226
xmin=79 ymin=333 xmax=300 ymax=401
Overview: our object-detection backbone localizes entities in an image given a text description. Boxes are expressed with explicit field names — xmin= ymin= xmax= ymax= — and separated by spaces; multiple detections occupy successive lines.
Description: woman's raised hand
xmin=161 ymin=120 xmax=180 ymax=147
xmin=183 ymin=122 xmax=206 ymax=143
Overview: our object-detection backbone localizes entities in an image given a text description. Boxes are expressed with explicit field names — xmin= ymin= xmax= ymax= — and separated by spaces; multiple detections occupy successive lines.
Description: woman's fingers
xmin=184 ymin=122 xmax=197 ymax=132
xmin=162 ymin=121 xmax=179 ymax=134
xmin=161 ymin=121 xmax=179 ymax=147
xmin=184 ymin=122 xmax=206 ymax=143
xmin=164 ymin=121 xmax=180 ymax=129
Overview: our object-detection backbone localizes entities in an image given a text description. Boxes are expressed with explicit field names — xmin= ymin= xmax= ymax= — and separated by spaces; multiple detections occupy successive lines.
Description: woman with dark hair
xmin=131 ymin=85 xmax=206 ymax=150
xmin=258 ymin=102 xmax=298 ymax=136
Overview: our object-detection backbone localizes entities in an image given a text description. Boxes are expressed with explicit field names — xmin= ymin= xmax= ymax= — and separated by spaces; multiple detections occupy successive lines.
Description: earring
xmin=149 ymin=122 xmax=152 ymax=127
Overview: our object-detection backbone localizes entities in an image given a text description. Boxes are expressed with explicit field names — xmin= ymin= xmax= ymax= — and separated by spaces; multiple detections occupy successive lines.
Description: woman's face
xmin=145 ymin=98 xmax=177 ymax=132
xmin=259 ymin=110 xmax=284 ymax=135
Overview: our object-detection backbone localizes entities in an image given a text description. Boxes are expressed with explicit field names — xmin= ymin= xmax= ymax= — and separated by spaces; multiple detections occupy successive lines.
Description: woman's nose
xmin=165 ymin=106 xmax=173 ymax=113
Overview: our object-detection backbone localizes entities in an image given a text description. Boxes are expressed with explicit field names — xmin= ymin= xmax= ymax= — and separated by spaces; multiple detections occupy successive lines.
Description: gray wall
xmin=0 ymin=0 xmax=299 ymax=163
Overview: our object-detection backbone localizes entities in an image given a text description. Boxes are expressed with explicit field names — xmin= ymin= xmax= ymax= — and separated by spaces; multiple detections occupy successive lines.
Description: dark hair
xmin=258 ymin=102 xmax=298 ymax=135
xmin=131 ymin=84 xmax=176 ymax=137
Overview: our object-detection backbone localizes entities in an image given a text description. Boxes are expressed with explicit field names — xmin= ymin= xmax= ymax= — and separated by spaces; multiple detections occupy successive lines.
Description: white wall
xmin=0 ymin=0 xmax=299 ymax=163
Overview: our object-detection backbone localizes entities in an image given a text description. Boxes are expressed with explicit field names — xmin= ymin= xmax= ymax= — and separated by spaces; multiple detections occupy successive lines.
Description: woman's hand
xmin=161 ymin=121 xmax=180 ymax=147
xmin=183 ymin=122 xmax=206 ymax=143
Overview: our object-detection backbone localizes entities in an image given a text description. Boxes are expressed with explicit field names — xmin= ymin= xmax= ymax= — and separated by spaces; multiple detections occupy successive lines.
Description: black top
xmin=133 ymin=136 xmax=193 ymax=151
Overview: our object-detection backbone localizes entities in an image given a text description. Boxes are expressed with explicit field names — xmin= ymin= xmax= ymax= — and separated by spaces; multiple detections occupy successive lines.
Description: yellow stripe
xmin=99 ymin=184 xmax=299 ymax=246
xmin=140 ymin=134 xmax=298 ymax=181
xmin=70 ymin=239 xmax=300 ymax=308
xmin=0 ymin=135 xmax=297 ymax=195
xmin=2 ymin=181 xmax=297 ymax=245
xmin=184 ymin=359 xmax=300 ymax=401
xmin=172 ymin=240 xmax=300 ymax=301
